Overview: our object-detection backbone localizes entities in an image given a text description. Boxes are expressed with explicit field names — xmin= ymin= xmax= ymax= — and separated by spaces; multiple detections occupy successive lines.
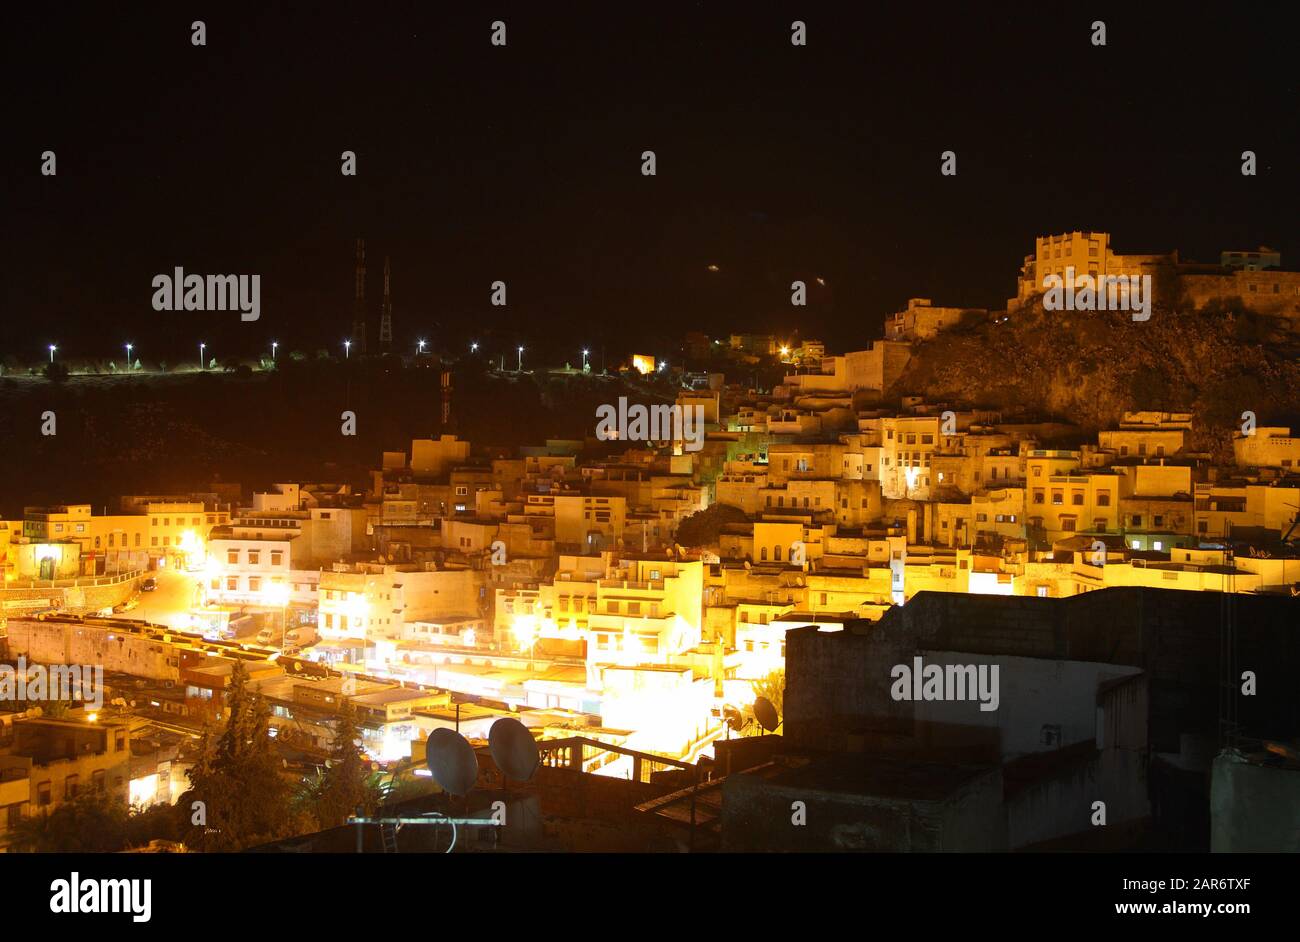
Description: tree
xmin=43 ymin=361 xmax=69 ymax=383
xmin=751 ymin=668 xmax=785 ymax=725
xmin=182 ymin=660 xmax=297 ymax=850
xmin=675 ymin=503 xmax=749 ymax=548
xmin=313 ymin=702 xmax=377 ymax=828
xmin=7 ymin=788 xmax=129 ymax=852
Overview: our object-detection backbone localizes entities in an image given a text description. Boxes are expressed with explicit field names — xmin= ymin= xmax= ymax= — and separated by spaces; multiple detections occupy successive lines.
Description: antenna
xmin=352 ymin=238 xmax=368 ymax=355
xmin=753 ymin=696 xmax=780 ymax=733
xmin=425 ymin=728 xmax=479 ymax=796
xmin=379 ymin=256 xmax=393 ymax=352
xmin=488 ymin=717 xmax=539 ymax=782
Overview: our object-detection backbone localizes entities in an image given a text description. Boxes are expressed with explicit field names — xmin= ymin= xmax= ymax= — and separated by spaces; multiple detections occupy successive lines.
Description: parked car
xmin=141 ymin=577 xmax=157 ymax=592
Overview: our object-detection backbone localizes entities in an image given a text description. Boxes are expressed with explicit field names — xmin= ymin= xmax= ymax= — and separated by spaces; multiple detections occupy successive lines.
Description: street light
xmin=517 ymin=346 xmax=523 ymax=371
xmin=271 ymin=341 xmax=278 ymax=360
xmin=470 ymin=342 xmax=478 ymax=353
xmin=344 ymin=339 xmax=351 ymax=359
xmin=199 ymin=343 xmax=206 ymax=371
xmin=582 ymin=348 xmax=589 ymax=370
xmin=417 ymin=339 xmax=426 ymax=354
xmin=48 ymin=344 xmax=57 ymax=364
xmin=125 ymin=343 xmax=133 ymax=371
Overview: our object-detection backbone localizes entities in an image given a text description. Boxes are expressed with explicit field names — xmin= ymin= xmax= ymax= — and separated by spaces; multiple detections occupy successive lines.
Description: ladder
xmin=379 ymin=821 xmax=401 ymax=853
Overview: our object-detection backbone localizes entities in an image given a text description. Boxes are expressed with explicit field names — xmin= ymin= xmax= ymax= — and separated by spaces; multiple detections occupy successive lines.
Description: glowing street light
xmin=517 ymin=345 xmax=523 ymax=371
xmin=344 ymin=339 xmax=351 ymax=359
xmin=271 ymin=341 xmax=278 ymax=360
xmin=582 ymin=348 xmax=589 ymax=370
xmin=470 ymin=341 xmax=478 ymax=353
xmin=125 ymin=343 xmax=133 ymax=370
xmin=262 ymin=582 xmax=292 ymax=653
xmin=48 ymin=344 xmax=57 ymax=363
xmin=417 ymin=339 xmax=426 ymax=354
xmin=199 ymin=343 xmax=206 ymax=370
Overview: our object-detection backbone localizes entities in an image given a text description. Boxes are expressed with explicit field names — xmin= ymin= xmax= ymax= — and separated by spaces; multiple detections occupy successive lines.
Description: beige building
xmin=885 ymin=298 xmax=985 ymax=341
xmin=1234 ymin=427 xmax=1300 ymax=469
xmin=1014 ymin=231 xmax=1174 ymax=307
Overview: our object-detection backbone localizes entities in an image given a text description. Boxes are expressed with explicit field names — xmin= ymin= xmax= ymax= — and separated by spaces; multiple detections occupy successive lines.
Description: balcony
xmin=598 ymin=579 xmax=666 ymax=592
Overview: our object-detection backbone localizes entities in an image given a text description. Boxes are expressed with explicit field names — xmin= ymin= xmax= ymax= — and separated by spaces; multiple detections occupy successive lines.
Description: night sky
xmin=4 ymin=2 xmax=1297 ymax=364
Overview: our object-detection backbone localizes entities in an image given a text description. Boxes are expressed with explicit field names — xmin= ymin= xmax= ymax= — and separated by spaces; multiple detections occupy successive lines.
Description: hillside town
xmin=2 ymin=232 xmax=1297 ymax=854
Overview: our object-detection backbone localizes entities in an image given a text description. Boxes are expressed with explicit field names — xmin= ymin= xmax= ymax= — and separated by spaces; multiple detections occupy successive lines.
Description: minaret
xmin=351 ymin=238 xmax=367 ymax=355
xmin=379 ymin=256 xmax=394 ymax=352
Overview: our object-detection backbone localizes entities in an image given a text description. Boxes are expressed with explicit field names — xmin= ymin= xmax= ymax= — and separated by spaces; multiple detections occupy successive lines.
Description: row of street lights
xmin=42 ymin=339 xmax=599 ymax=373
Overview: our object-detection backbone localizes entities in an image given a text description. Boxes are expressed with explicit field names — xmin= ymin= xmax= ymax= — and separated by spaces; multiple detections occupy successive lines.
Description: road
xmin=128 ymin=568 xmax=204 ymax=629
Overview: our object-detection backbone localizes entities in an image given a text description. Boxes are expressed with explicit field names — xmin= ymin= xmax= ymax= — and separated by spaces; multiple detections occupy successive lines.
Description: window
xmin=271 ymin=551 xmax=282 ymax=566
xmin=1051 ymin=490 xmax=1063 ymax=505
xmin=226 ymin=577 xmax=238 ymax=591
xmin=1096 ymin=491 xmax=1111 ymax=506
xmin=65 ymin=775 xmax=80 ymax=800
xmin=248 ymin=551 xmax=260 ymax=565
xmin=228 ymin=550 xmax=239 ymax=564
xmin=1072 ymin=492 xmax=1084 ymax=506
xmin=38 ymin=783 xmax=51 ymax=807
xmin=249 ymin=577 xmax=262 ymax=592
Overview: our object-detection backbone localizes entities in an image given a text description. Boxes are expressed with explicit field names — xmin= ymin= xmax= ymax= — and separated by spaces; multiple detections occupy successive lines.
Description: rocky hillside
xmin=892 ymin=295 xmax=1300 ymax=462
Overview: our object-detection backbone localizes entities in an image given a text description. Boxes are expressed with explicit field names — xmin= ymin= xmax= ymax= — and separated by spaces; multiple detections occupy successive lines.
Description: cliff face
xmin=891 ymin=297 xmax=1300 ymax=459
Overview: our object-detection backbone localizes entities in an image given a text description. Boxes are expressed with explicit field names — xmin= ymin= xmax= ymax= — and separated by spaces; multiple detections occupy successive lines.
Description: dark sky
xmin=3 ymin=2 xmax=1296 ymax=365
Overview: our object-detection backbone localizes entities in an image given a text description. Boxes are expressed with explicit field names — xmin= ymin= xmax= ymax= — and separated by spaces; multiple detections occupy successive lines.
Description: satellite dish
xmin=488 ymin=717 xmax=539 ymax=782
xmin=425 ymin=728 xmax=479 ymax=796
xmin=753 ymin=696 xmax=780 ymax=733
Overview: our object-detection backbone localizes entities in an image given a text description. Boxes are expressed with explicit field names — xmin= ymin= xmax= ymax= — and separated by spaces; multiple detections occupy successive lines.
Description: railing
xmin=1 ymin=569 xmax=144 ymax=591
xmin=537 ymin=736 xmax=691 ymax=784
